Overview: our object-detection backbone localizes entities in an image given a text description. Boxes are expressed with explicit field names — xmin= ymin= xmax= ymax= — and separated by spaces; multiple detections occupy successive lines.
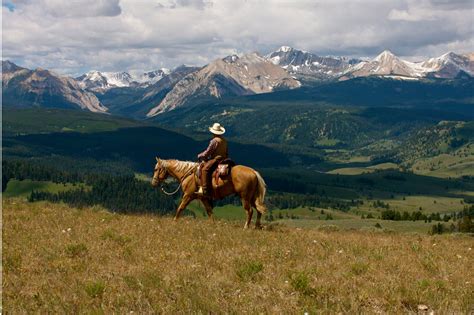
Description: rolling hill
xmin=2 ymin=108 xmax=294 ymax=172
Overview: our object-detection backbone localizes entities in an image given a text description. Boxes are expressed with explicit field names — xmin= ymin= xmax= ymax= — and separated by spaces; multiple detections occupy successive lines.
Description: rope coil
xmin=160 ymin=183 xmax=182 ymax=196
xmin=159 ymin=166 xmax=197 ymax=196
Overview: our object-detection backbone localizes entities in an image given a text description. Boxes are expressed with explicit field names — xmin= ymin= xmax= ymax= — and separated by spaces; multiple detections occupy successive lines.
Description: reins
xmin=160 ymin=164 xmax=197 ymax=196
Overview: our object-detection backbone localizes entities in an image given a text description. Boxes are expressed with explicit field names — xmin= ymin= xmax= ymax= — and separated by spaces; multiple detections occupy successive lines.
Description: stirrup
xmin=196 ymin=186 xmax=210 ymax=198
xmin=196 ymin=186 xmax=205 ymax=196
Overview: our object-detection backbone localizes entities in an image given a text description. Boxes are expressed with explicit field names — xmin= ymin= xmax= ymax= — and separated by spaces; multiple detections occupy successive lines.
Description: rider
xmin=196 ymin=122 xmax=228 ymax=197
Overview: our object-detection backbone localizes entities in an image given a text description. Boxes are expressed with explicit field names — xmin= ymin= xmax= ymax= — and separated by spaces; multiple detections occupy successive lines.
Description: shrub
xmin=84 ymin=281 xmax=105 ymax=298
xmin=430 ymin=223 xmax=445 ymax=235
xmin=351 ymin=262 xmax=369 ymax=276
xmin=4 ymin=253 xmax=22 ymax=271
xmin=236 ymin=261 xmax=263 ymax=281
xmin=65 ymin=243 xmax=88 ymax=258
xmin=289 ymin=271 xmax=315 ymax=296
xmin=101 ymin=229 xmax=132 ymax=246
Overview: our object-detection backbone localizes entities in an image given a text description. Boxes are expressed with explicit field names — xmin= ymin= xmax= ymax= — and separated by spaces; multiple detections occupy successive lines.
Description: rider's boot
xmin=196 ymin=186 xmax=206 ymax=196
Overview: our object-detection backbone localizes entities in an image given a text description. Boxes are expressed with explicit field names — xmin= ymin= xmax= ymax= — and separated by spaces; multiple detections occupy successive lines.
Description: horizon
xmin=2 ymin=0 xmax=473 ymax=76
xmin=3 ymin=47 xmax=472 ymax=77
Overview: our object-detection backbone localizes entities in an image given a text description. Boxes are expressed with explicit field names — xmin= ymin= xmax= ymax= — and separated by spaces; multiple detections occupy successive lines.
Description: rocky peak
xmin=373 ymin=50 xmax=398 ymax=63
xmin=2 ymin=60 xmax=25 ymax=72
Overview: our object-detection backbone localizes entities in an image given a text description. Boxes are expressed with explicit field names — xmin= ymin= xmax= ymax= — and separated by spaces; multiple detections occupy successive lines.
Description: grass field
xmin=283 ymin=218 xmax=436 ymax=233
xmin=185 ymin=201 xmax=461 ymax=233
xmin=328 ymin=163 xmax=399 ymax=175
xmin=358 ymin=195 xmax=466 ymax=215
xmin=2 ymin=107 xmax=145 ymax=135
xmin=3 ymin=198 xmax=473 ymax=313
xmin=412 ymin=150 xmax=474 ymax=179
xmin=3 ymin=179 xmax=88 ymax=198
xmin=4 ymin=178 xmax=469 ymax=233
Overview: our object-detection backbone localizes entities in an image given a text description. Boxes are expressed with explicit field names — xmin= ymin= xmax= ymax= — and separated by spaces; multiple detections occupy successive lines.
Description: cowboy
xmin=196 ymin=122 xmax=228 ymax=197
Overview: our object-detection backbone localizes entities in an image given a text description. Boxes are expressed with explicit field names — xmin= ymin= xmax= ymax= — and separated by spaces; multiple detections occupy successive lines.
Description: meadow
xmin=3 ymin=198 xmax=473 ymax=313
xmin=3 ymin=179 xmax=88 ymax=198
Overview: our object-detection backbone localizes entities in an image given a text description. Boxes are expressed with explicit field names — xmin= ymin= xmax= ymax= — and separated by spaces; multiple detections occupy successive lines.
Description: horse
xmin=151 ymin=158 xmax=267 ymax=229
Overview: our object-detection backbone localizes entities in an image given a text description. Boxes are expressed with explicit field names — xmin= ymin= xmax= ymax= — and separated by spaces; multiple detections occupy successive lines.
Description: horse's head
xmin=152 ymin=157 xmax=169 ymax=187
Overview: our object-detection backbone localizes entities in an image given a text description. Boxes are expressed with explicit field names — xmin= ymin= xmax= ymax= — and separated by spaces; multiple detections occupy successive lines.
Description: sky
xmin=2 ymin=0 xmax=473 ymax=76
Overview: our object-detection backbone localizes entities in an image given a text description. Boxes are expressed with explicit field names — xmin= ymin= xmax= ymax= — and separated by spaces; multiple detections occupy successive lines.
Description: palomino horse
xmin=151 ymin=158 xmax=267 ymax=229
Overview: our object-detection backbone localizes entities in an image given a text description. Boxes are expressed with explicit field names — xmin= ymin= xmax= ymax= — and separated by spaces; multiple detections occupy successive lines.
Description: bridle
xmin=155 ymin=162 xmax=197 ymax=196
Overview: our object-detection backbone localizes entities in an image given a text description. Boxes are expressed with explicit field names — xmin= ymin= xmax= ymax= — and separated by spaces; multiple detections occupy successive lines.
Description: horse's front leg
xmin=174 ymin=195 xmax=193 ymax=221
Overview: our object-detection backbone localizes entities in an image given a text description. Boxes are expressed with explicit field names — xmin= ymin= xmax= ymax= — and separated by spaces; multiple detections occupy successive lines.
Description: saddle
xmin=213 ymin=158 xmax=235 ymax=183
xmin=211 ymin=159 xmax=235 ymax=199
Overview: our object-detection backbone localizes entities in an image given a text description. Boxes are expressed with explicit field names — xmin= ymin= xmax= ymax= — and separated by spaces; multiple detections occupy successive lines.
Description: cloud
xmin=47 ymin=0 xmax=122 ymax=18
xmin=2 ymin=0 xmax=473 ymax=75
xmin=11 ymin=0 xmax=122 ymax=17
xmin=157 ymin=0 xmax=212 ymax=10
xmin=429 ymin=0 xmax=473 ymax=10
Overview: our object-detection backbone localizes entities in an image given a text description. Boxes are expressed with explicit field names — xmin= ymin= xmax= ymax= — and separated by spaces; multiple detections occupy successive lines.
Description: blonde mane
xmin=163 ymin=159 xmax=198 ymax=175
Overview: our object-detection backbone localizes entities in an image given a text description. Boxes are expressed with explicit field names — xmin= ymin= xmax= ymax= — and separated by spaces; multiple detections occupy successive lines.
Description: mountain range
xmin=76 ymin=68 xmax=170 ymax=91
xmin=2 ymin=47 xmax=473 ymax=118
xmin=146 ymin=52 xmax=301 ymax=116
xmin=2 ymin=60 xmax=107 ymax=113
xmin=341 ymin=50 xmax=474 ymax=80
xmin=266 ymin=46 xmax=361 ymax=81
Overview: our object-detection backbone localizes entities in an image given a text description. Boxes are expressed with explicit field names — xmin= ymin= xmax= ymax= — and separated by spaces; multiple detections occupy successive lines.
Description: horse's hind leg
xmin=201 ymin=198 xmax=215 ymax=222
xmin=255 ymin=211 xmax=262 ymax=229
xmin=242 ymin=198 xmax=253 ymax=229
xmin=251 ymin=200 xmax=263 ymax=229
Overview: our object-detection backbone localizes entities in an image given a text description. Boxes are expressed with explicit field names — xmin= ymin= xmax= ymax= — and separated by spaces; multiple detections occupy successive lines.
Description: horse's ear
xmin=156 ymin=157 xmax=159 ymax=162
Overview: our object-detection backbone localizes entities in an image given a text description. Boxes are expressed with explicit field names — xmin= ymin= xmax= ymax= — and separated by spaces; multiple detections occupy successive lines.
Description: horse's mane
xmin=163 ymin=159 xmax=198 ymax=174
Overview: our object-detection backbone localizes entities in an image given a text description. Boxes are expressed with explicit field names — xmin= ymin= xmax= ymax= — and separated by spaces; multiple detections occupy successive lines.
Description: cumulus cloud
xmin=2 ymin=0 xmax=472 ymax=75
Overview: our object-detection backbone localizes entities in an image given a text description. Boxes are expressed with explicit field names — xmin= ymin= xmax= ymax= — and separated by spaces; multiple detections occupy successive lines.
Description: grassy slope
xmin=3 ymin=199 xmax=473 ymax=313
xmin=328 ymin=162 xmax=399 ymax=175
xmin=2 ymin=107 xmax=145 ymax=135
xmin=3 ymin=179 xmax=88 ymax=198
xmin=282 ymin=218 xmax=435 ymax=233
xmin=186 ymin=200 xmax=465 ymax=232
xmin=411 ymin=145 xmax=474 ymax=178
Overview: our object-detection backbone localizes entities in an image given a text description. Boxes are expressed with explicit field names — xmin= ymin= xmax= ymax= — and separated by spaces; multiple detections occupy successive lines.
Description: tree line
xmin=4 ymin=159 xmax=175 ymax=215
xmin=28 ymin=175 xmax=176 ymax=215
xmin=430 ymin=207 xmax=474 ymax=234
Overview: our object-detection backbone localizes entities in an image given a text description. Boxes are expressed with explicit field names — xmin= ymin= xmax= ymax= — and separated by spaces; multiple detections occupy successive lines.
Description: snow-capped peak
xmin=240 ymin=52 xmax=265 ymax=64
xmin=420 ymin=51 xmax=473 ymax=77
xmin=344 ymin=50 xmax=474 ymax=79
xmin=76 ymin=68 xmax=171 ymax=91
xmin=265 ymin=46 xmax=357 ymax=79
xmin=223 ymin=55 xmax=239 ymax=63
xmin=132 ymin=68 xmax=170 ymax=84
xmin=277 ymin=46 xmax=293 ymax=53
xmin=374 ymin=50 xmax=397 ymax=62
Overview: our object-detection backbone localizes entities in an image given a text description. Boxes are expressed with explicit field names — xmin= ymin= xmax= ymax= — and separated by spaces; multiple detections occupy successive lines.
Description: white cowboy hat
xmin=209 ymin=122 xmax=226 ymax=135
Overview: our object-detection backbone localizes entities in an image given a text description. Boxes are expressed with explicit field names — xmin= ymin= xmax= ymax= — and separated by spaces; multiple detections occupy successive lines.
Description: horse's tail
xmin=253 ymin=171 xmax=267 ymax=214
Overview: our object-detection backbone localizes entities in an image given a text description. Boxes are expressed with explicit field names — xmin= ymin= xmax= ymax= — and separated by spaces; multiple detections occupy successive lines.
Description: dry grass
xmin=3 ymin=198 xmax=474 ymax=313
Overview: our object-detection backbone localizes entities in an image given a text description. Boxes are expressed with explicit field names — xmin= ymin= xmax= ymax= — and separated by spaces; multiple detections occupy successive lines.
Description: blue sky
xmin=2 ymin=2 xmax=15 ymax=12
xmin=2 ymin=0 xmax=473 ymax=75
